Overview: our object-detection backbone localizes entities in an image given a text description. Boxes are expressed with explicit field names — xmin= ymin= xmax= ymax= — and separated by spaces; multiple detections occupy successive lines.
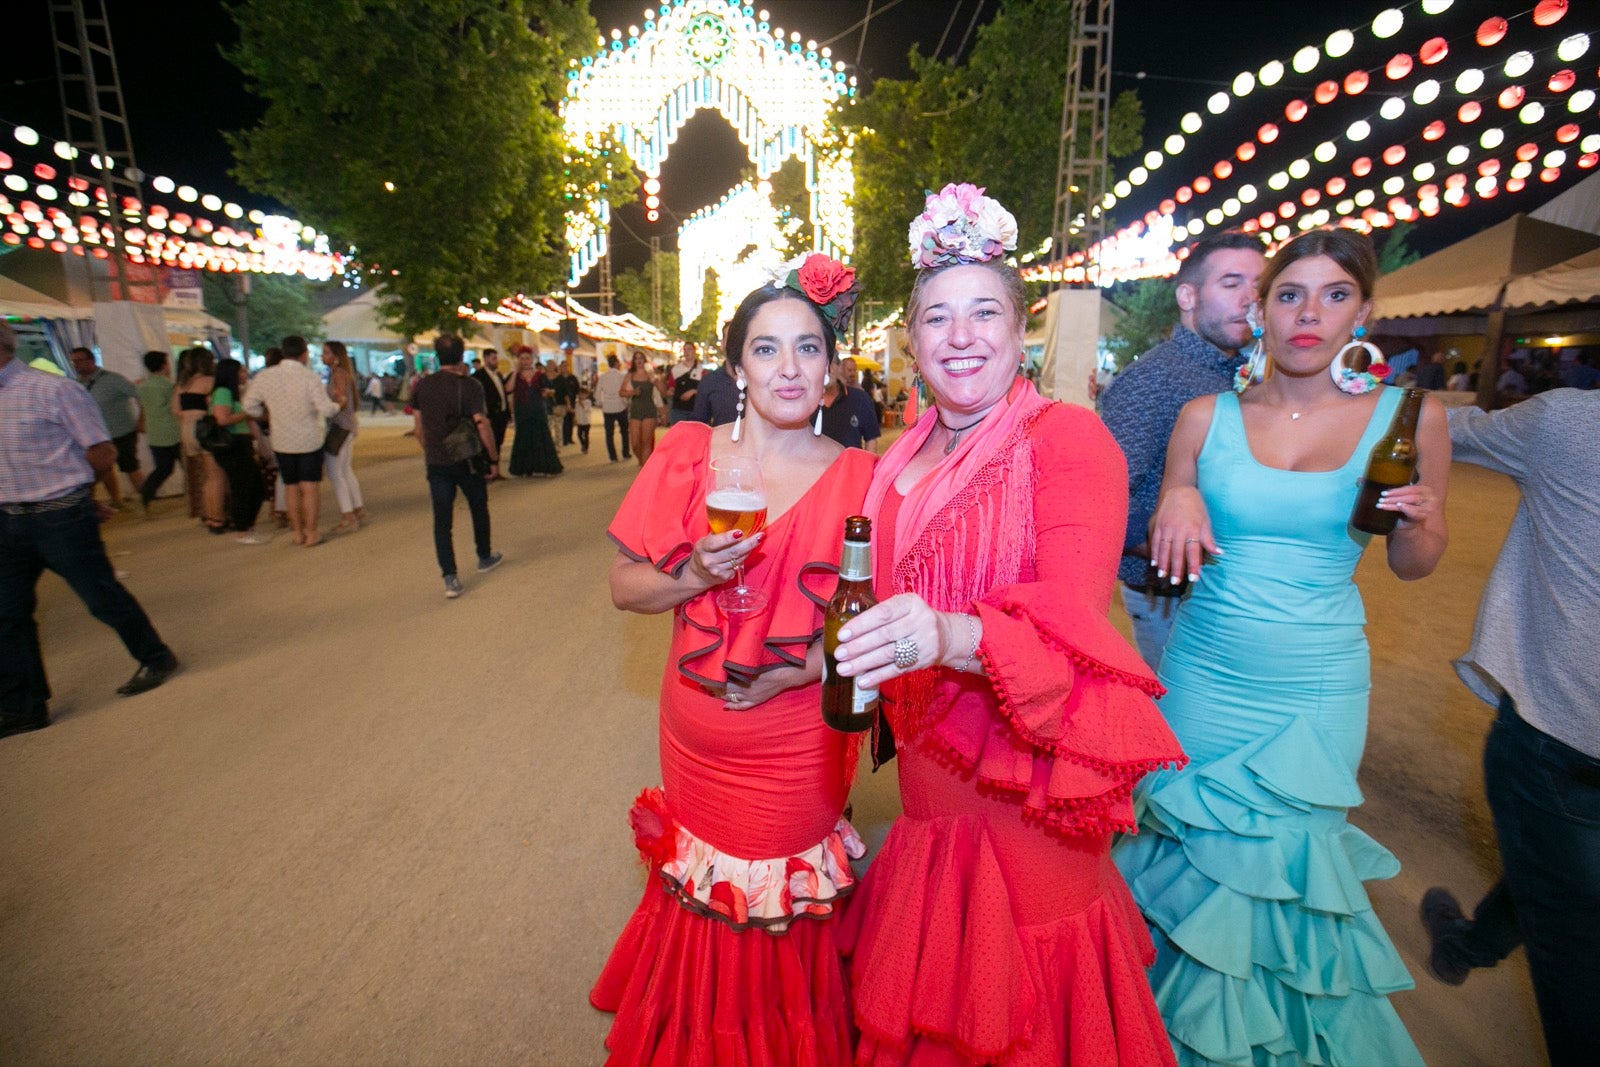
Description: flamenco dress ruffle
xmin=841 ymin=413 xmax=1188 ymax=1067
xmin=592 ymin=425 xmax=877 ymax=1067
xmin=1113 ymin=715 xmax=1422 ymax=1067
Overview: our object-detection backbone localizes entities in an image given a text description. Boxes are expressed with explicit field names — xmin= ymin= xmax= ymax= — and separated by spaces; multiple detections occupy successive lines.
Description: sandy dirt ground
xmin=0 ymin=417 xmax=1546 ymax=1065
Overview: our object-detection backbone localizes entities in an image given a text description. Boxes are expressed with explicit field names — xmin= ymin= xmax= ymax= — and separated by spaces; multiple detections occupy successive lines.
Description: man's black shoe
xmin=0 ymin=707 xmax=49 ymax=740
xmin=117 ymin=658 xmax=179 ymax=697
xmin=1420 ymin=887 xmax=1471 ymax=986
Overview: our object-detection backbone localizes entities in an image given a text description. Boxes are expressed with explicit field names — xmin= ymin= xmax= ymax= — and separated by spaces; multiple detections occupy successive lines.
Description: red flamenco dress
xmin=591 ymin=423 xmax=877 ymax=1067
xmin=839 ymin=387 xmax=1188 ymax=1066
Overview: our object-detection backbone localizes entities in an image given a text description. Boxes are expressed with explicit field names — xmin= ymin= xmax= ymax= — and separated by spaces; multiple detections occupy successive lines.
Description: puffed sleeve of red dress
xmin=607 ymin=422 xmax=708 ymax=578
xmin=937 ymin=404 xmax=1187 ymax=836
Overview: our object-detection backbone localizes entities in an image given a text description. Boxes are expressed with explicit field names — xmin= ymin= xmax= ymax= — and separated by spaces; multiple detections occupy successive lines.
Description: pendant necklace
xmin=937 ymin=409 xmax=992 ymax=454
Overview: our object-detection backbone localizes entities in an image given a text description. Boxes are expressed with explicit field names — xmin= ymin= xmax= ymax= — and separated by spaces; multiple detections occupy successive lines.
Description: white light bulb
xmin=1205 ymin=208 xmax=1224 ymax=226
xmin=1289 ymin=159 xmax=1311 ymax=179
xmin=1421 ymin=0 xmax=1454 ymax=14
xmin=1259 ymin=60 xmax=1285 ymax=86
xmin=1545 ymin=150 xmax=1568 ymax=168
xmin=1455 ymin=68 xmax=1484 ymax=95
xmin=1314 ymin=141 xmax=1338 ymax=162
xmin=1519 ymin=102 xmax=1545 ymax=125
xmin=1383 ymin=176 xmax=1404 ymax=194
xmin=1557 ymin=34 xmax=1590 ymax=63
xmin=201 ymin=194 xmax=222 ymax=211
xmin=1274 ymin=223 xmax=1291 ymax=240
xmin=1145 ymin=150 xmax=1163 ymax=170
xmin=1233 ymin=72 xmax=1255 ymax=97
xmin=1372 ymin=9 xmax=1404 ymax=39
xmin=1181 ymin=112 xmax=1202 ymax=134
xmin=1239 ymin=183 xmax=1259 ymax=203
xmin=1114 ymin=180 xmax=1132 ymax=198
xmin=1269 ymin=172 xmax=1289 ymax=190
xmin=1413 ymin=80 xmax=1440 ymax=106
xmin=1480 ymin=128 xmax=1505 ymax=150
xmin=1336 ymin=199 xmax=1355 ymax=215
xmin=14 ymin=126 xmax=39 ymax=146
xmin=1381 ymin=97 xmax=1406 ymax=121
xmin=1355 ymin=189 xmax=1375 ymax=207
xmin=1503 ymin=51 xmax=1534 ymax=78
xmin=1223 ymin=198 xmax=1241 ymax=217
xmin=1511 ymin=160 xmax=1533 ymax=179
xmin=1165 ymin=134 xmax=1186 ymax=154
xmin=1447 ymin=145 xmax=1470 ymax=165
xmin=1293 ymin=46 xmax=1319 ymax=74
xmin=1569 ymin=89 xmax=1596 ymax=113
xmin=1476 ymin=176 xmax=1498 ymax=196
xmin=1129 ymin=166 xmax=1148 ymax=185
xmin=1207 ymin=91 xmax=1230 ymax=115
xmin=177 ymin=185 xmax=198 ymax=202
xmin=1325 ymin=29 xmax=1355 ymax=58
xmin=1582 ymin=135 xmax=1600 ymax=154
xmin=1413 ymin=162 xmax=1436 ymax=181
xmin=152 ymin=176 xmax=176 ymax=194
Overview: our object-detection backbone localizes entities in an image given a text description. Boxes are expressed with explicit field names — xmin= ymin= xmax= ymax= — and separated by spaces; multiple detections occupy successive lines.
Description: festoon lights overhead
xmin=1032 ymin=0 xmax=1597 ymax=286
xmin=0 ymin=125 xmax=345 ymax=281
xmin=561 ymin=0 xmax=855 ymax=289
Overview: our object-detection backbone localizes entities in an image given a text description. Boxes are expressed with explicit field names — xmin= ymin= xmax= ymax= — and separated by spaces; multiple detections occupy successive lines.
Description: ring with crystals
xmin=892 ymin=637 xmax=919 ymax=670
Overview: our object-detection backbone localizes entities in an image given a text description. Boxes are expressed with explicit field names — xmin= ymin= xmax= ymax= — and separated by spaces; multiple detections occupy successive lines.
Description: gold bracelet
xmin=954 ymin=613 xmax=979 ymax=673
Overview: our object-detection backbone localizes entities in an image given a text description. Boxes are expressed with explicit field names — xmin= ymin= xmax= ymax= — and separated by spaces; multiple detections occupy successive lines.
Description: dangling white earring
xmin=815 ymin=373 xmax=828 ymax=435
xmin=1331 ymin=324 xmax=1386 ymax=395
xmin=731 ymin=378 xmax=747 ymax=442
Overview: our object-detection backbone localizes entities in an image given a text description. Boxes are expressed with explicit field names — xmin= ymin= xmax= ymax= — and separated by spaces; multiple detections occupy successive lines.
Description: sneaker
xmin=1420 ymin=887 xmax=1471 ymax=986
xmin=236 ymin=531 xmax=268 ymax=545
xmin=443 ymin=576 xmax=464 ymax=599
xmin=476 ymin=551 xmax=504 ymax=573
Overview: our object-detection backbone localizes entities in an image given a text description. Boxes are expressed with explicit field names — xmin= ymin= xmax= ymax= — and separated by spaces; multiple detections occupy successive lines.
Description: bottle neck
xmin=839 ymin=539 xmax=872 ymax=582
xmin=1392 ymin=388 xmax=1424 ymax=436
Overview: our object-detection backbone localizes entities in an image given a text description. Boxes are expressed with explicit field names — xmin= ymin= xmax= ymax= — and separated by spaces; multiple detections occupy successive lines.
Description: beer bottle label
xmin=853 ymin=681 xmax=878 ymax=715
xmin=839 ymin=540 xmax=871 ymax=582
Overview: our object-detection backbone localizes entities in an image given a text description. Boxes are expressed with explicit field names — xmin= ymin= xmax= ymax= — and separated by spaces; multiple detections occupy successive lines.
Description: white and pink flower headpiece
xmin=907 ymin=183 xmax=1018 ymax=269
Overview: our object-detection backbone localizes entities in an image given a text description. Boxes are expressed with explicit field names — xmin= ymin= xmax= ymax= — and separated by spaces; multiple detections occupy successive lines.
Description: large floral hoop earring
xmin=1331 ymin=325 xmax=1390 ymax=396
xmin=731 ymin=377 xmax=748 ymax=442
xmin=1234 ymin=307 xmax=1267 ymax=393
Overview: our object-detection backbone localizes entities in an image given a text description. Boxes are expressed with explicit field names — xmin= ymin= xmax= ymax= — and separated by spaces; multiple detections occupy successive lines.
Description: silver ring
xmin=892 ymin=637 xmax=919 ymax=670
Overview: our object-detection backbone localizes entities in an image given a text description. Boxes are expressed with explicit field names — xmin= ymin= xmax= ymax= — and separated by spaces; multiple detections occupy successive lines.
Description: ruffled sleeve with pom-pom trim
xmin=883 ymin=403 xmax=1186 ymax=837
xmin=609 ymin=422 xmax=876 ymax=688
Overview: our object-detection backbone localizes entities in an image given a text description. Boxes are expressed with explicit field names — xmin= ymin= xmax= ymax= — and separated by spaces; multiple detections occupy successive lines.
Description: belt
xmin=0 ymin=488 xmax=92 ymax=515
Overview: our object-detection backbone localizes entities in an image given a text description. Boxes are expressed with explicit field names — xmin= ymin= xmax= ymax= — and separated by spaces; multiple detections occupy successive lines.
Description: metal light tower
xmin=1048 ymin=0 xmax=1114 ymax=290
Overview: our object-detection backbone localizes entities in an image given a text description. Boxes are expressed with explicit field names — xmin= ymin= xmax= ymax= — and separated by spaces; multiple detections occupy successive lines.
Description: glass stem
xmin=732 ymin=563 xmax=747 ymax=592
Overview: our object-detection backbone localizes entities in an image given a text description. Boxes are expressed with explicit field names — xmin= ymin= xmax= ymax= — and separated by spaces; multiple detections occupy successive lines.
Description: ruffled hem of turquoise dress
xmin=1113 ymin=714 xmax=1424 ymax=1067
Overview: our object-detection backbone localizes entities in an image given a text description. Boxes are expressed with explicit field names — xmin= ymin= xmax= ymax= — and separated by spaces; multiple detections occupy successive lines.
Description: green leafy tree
xmin=613 ymin=249 xmax=683 ymax=333
xmin=841 ymin=0 xmax=1144 ymax=307
xmin=1376 ymin=221 xmax=1422 ymax=274
xmin=201 ymin=273 xmax=325 ymax=356
xmin=681 ymin=269 xmax=721 ymax=350
xmin=1102 ymin=278 xmax=1178 ymax=371
xmin=226 ymin=0 xmax=636 ymax=336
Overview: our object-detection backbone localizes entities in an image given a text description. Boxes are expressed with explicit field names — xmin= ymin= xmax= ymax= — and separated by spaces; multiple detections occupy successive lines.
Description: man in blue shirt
xmin=1100 ymin=231 xmax=1265 ymax=668
xmin=819 ymin=355 xmax=882 ymax=452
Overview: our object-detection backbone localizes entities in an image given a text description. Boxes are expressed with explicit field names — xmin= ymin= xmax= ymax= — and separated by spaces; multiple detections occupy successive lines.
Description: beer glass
xmin=706 ymin=457 xmax=769 ymax=614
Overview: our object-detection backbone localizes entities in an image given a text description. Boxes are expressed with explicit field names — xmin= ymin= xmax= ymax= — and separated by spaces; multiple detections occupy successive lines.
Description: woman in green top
xmin=209 ymin=358 xmax=267 ymax=543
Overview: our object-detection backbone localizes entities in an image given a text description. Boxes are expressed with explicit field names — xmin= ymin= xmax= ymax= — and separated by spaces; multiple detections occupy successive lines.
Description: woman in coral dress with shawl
xmin=832 ymin=184 xmax=1186 ymax=1066
xmin=591 ymin=256 xmax=874 ymax=1066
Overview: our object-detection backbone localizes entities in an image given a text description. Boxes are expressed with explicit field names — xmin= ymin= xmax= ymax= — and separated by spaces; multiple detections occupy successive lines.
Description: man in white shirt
xmin=594 ymin=354 xmax=630 ymax=463
xmin=243 ymin=335 xmax=340 ymax=547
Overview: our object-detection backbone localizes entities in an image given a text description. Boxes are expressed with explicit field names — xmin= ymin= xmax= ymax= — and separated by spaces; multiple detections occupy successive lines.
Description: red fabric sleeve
xmin=936 ymin=405 xmax=1186 ymax=835
xmin=607 ymin=423 xmax=711 ymax=577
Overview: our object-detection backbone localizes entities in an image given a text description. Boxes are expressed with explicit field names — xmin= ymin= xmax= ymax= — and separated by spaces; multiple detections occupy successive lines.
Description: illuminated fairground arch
xmin=562 ymin=0 xmax=856 ymax=323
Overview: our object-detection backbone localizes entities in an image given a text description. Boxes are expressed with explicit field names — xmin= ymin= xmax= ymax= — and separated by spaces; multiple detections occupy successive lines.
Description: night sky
xmin=6 ymin=0 xmax=1599 ymax=277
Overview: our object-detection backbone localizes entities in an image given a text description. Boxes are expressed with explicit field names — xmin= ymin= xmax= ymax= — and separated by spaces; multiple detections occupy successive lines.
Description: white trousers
xmin=326 ymin=435 xmax=363 ymax=514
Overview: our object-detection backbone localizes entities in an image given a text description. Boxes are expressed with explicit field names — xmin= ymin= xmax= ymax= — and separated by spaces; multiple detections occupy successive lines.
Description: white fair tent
xmin=1505 ymin=247 xmax=1600 ymax=310
xmin=0 ymin=275 xmax=92 ymax=320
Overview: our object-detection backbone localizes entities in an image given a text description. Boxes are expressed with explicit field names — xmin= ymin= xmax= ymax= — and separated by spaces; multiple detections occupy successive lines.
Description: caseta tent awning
xmin=1504 ymin=246 xmax=1600 ymax=310
xmin=1371 ymin=214 xmax=1600 ymax=320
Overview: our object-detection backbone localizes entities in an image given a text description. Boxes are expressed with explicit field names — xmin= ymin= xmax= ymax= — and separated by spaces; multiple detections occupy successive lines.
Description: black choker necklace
xmin=937 ymin=410 xmax=991 ymax=454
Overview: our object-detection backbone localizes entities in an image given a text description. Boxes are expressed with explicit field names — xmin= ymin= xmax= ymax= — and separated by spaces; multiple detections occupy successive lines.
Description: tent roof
xmin=1530 ymin=170 xmax=1600 ymax=237
xmin=0 ymin=275 xmax=91 ymax=320
xmin=1372 ymin=214 xmax=1600 ymax=319
xmin=1505 ymin=246 xmax=1600 ymax=310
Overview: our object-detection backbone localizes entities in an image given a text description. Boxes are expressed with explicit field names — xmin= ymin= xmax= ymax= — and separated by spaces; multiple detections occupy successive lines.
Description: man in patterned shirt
xmin=1099 ymin=231 xmax=1265 ymax=668
xmin=0 ymin=323 xmax=179 ymax=740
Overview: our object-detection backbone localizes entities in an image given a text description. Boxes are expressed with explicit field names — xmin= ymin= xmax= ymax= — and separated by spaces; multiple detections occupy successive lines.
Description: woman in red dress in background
xmin=832 ymin=185 xmax=1186 ymax=1066
xmin=591 ymin=256 xmax=873 ymax=1066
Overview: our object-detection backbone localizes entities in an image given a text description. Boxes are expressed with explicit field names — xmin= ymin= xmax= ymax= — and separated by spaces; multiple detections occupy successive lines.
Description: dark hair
xmin=175 ymin=346 xmax=214 ymax=384
xmin=142 ymin=349 xmax=169 ymax=373
xmin=906 ymin=258 xmax=1028 ymax=334
xmin=71 ymin=346 xmax=95 ymax=362
xmin=1258 ymin=227 xmax=1378 ymax=301
xmin=281 ymin=335 xmax=308 ymax=361
xmin=723 ymin=285 xmax=837 ymax=370
xmin=264 ymin=347 xmax=284 ymax=367
xmin=214 ymin=357 xmax=244 ymax=397
xmin=484 ymin=347 xmax=498 ymax=357
xmin=1175 ymin=230 xmax=1266 ymax=290
xmin=435 ymin=334 xmax=466 ymax=365
xmin=1452 ymin=361 xmax=1467 ymax=375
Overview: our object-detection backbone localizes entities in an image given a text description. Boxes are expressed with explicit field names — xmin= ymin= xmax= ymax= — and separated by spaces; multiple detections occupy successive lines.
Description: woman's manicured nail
xmin=731 ymin=530 xmax=742 ymax=539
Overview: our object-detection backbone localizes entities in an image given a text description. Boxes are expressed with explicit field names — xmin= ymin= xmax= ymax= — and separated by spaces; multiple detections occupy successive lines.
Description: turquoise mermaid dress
xmin=1113 ymin=387 xmax=1424 ymax=1067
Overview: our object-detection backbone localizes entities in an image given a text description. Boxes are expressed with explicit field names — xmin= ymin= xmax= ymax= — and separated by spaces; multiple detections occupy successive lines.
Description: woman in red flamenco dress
xmin=591 ymin=258 xmax=875 ymax=1066
xmin=831 ymin=185 xmax=1186 ymax=1066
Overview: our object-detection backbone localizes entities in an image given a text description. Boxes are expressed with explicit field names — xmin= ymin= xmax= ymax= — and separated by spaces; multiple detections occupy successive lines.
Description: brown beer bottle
xmin=1351 ymin=388 xmax=1425 ymax=536
xmin=822 ymin=516 xmax=879 ymax=733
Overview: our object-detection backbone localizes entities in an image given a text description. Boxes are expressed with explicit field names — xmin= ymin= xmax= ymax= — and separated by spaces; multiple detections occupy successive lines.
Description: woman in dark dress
xmin=507 ymin=346 xmax=562 ymax=478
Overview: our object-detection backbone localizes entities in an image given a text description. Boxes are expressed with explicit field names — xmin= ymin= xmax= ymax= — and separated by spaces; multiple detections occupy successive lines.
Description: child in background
xmin=575 ymin=387 xmax=593 ymax=454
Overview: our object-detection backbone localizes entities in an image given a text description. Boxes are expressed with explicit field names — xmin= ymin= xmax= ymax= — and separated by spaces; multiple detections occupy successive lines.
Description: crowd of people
xmin=587 ymin=185 xmax=1597 ymax=1067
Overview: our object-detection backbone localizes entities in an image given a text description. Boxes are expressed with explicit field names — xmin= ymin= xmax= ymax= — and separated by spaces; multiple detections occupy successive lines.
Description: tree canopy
xmin=226 ymin=0 xmax=635 ymax=336
xmin=613 ymin=249 xmax=682 ymax=334
xmin=201 ymin=273 xmax=325 ymax=356
xmin=840 ymin=0 xmax=1144 ymax=307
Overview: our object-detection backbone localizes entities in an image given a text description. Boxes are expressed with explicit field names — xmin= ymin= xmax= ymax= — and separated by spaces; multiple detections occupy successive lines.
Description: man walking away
xmin=1 ymin=323 xmax=179 ymax=740
xmin=1099 ymin=231 xmax=1265 ymax=669
xmin=473 ymin=347 xmax=511 ymax=467
xmin=69 ymin=346 xmax=143 ymax=509
xmin=595 ymin=353 xmax=630 ymax=462
xmin=242 ymin=335 xmax=340 ymax=547
xmin=136 ymin=350 xmax=181 ymax=514
xmin=411 ymin=335 xmax=502 ymax=599
xmin=1419 ymin=388 xmax=1600 ymax=1067
xmin=554 ymin=361 xmax=581 ymax=445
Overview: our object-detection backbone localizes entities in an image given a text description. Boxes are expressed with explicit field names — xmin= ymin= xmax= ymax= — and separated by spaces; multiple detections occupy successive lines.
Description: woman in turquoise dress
xmin=1113 ymin=228 xmax=1451 ymax=1066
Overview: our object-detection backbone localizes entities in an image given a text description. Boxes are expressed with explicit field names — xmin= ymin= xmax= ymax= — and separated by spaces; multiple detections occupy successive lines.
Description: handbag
xmin=323 ymin=423 xmax=351 ymax=455
xmin=440 ymin=377 xmax=487 ymax=469
xmin=194 ymin=414 xmax=232 ymax=453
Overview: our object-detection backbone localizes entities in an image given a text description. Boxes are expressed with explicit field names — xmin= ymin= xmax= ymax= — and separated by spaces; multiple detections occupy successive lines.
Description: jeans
xmin=0 ymin=499 xmax=174 ymax=715
xmin=603 ymin=411 xmax=630 ymax=460
xmin=426 ymin=462 xmax=492 ymax=578
xmin=1119 ymin=582 xmax=1183 ymax=671
xmin=1441 ymin=697 xmax=1600 ymax=1066
xmin=139 ymin=444 xmax=181 ymax=505
xmin=576 ymin=423 xmax=590 ymax=452
xmin=561 ymin=408 xmax=576 ymax=445
xmin=214 ymin=436 xmax=265 ymax=532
